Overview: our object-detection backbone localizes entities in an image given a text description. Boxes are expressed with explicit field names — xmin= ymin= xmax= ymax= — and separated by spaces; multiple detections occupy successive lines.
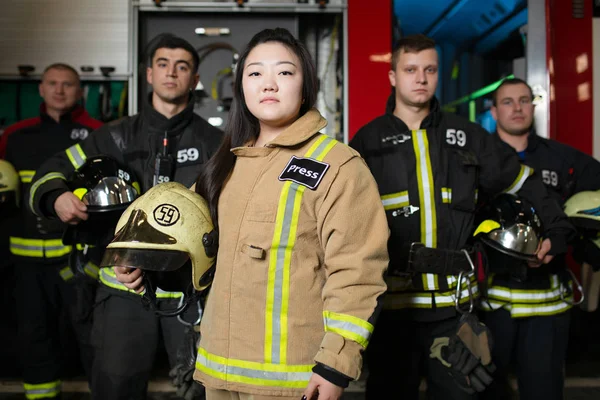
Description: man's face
xmin=39 ymin=68 xmax=82 ymax=115
xmin=147 ymin=47 xmax=199 ymax=104
xmin=389 ymin=48 xmax=438 ymax=108
xmin=491 ymin=83 xmax=535 ymax=136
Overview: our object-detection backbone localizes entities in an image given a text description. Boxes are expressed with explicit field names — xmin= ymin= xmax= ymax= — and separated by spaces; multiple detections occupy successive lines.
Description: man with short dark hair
xmin=30 ymin=34 xmax=223 ymax=400
xmin=2 ymin=62 xmax=102 ymax=400
xmin=350 ymin=35 xmax=573 ymax=399
xmin=480 ymin=78 xmax=600 ymax=400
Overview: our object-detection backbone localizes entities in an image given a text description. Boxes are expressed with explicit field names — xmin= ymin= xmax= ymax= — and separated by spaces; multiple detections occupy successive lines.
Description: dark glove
xmin=169 ymin=326 xmax=205 ymax=400
xmin=430 ymin=313 xmax=496 ymax=394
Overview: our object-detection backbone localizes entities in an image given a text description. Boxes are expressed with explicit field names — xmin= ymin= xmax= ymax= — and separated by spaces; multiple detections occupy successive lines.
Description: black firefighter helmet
xmin=474 ymin=193 xmax=544 ymax=263
xmin=63 ymin=156 xmax=140 ymax=246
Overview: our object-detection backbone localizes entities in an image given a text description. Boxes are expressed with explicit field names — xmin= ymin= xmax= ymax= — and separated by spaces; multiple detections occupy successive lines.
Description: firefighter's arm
xmin=478 ymin=133 xmax=574 ymax=257
xmin=348 ymin=128 xmax=374 ymax=171
xmin=348 ymin=129 xmax=365 ymax=157
xmin=572 ymin=149 xmax=600 ymax=193
xmin=515 ymin=173 xmax=574 ymax=257
xmin=315 ymin=156 xmax=389 ymax=382
xmin=29 ymin=125 xmax=118 ymax=219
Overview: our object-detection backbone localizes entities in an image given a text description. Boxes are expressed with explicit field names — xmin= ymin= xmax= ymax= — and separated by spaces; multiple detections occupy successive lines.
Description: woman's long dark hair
xmin=195 ymin=28 xmax=318 ymax=228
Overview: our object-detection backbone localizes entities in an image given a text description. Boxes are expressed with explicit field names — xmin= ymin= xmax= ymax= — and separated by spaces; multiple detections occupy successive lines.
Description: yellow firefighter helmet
xmin=564 ymin=190 xmax=600 ymax=232
xmin=0 ymin=159 xmax=20 ymax=207
xmin=101 ymin=181 xmax=217 ymax=292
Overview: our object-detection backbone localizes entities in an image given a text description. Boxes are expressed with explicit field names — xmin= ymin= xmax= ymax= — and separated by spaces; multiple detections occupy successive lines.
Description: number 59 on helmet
xmin=100 ymin=181 xmax=217 ymax=293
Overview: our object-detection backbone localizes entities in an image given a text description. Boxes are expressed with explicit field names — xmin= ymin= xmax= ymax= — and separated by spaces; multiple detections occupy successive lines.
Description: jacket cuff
xmin=41 ymin=189 xmax=68 ymax=218
xmin=312 ymin=363 xmax=350 ymax=388
xmin=31 ymin=177 xmax=69 ymax=217
xmin=313 ymin=332 xmax=363 ymax=380
xmin=546 ymin=232 xmax=568 ymax=256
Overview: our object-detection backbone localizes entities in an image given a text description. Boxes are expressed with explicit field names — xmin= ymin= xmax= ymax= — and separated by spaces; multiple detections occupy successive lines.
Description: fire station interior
xmin=0 ymin=0 xmax=599 ymax=399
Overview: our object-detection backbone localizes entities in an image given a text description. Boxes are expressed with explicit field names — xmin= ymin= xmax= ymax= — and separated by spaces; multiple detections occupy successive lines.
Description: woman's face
xmin=242 ymin=42 xmax=304 ymax=129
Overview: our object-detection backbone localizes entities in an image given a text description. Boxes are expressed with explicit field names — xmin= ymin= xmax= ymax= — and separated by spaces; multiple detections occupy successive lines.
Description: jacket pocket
xmin=246 ymin=203 xmax=276 ymax=223
xmin=448 ymin=149 xmax=479 ymax=212
xmin=241 ymin=244 xmax=266 ymax=260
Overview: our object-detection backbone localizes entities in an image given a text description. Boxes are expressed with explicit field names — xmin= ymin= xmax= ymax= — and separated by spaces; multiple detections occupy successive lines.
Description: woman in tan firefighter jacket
xmin=349 ymin=35 xmax=574 ymax=400
xmin=190 ymin=28 xmax=388 ymax=400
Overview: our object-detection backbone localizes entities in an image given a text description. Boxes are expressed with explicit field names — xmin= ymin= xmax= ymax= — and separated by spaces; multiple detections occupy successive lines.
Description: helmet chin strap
xmin=140 ymin=274 xmax=198 ymax=317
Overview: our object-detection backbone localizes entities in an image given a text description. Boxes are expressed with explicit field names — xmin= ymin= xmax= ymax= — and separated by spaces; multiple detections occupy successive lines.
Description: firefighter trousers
xmin=205 ymin=388 xmax=297 ymax=400
xmin=15 ymin=261 xmax=95 ymax=397
xmin=365 ymin=309 xmax=478 ymax=400
xmin=479 ymin=307 xmax=570 ymax=400
xmin=90 ymin=284 xmax=200 ymax=400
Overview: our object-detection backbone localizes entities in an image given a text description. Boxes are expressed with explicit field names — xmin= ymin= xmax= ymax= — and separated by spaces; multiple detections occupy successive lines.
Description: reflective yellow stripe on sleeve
xmin=84 ymin=261 xmax=100 ymax=280
xmin=381 ymin=191 xmax=409 ymax=210
xmin=323 ymin=311 xmax=374 ymax=348
xmin=65 ymin=143 xmax=87 ymax=169
xmin=441 ymin=187 xmax=452 ymax=204
xmin=503 ymin=165 xmax=533 ymax=194
xmin=98 ymin=267 xmax=182 ymax=298
xmin=28 ymin=172 xmax=66 ymax=215
xmin=59 ymin=266 xmax=74 ymax=281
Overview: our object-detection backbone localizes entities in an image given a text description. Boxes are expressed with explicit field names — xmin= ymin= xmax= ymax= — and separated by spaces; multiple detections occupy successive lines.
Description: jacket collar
xmin=385 ymin=93 xmax=442 ymax=131
xmin=142 ymin=93 xmax=195 ymax=136
xmin=231 ymin=109 xmax=327 ymax=157
xmin=491 ymin=128 xmax=538 ymax=153
xmin=267 ymin=109 xmax=327 ymax=147
xmin=525 ymin=129 xmax=541 ymax=152
xmin=40 ymin=103 xmax=85 ymax=123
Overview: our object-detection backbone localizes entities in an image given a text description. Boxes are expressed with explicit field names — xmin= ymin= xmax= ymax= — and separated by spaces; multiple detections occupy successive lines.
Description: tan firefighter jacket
xmin=194 ymin=109 xmax=389 ymax=396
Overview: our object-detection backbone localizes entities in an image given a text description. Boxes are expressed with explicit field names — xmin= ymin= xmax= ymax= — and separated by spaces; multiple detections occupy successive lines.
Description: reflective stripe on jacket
xmin=350 ymin=95 xmax=573 ymax=321
xmin=194 ymin=110 xmax=389 ymax=396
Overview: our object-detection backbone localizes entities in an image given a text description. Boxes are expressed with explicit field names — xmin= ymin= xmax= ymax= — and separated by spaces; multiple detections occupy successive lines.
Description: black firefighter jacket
xmin=28 ymin=96 xmax=223 ymax=291
xmin=4 ymin=104 xmax=102 ymax=265
xmin=481 ymin=132 xmax=600 ymax=317
xmin=350 ymin=94 xmax=574 ymax=321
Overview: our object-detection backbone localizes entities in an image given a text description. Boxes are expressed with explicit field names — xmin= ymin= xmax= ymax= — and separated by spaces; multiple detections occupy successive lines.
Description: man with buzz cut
xmin=350 ymin=34 xmax=573 ymax=400
xmin=3 ymin=62 xmax=102 ymax=400
xmin=480 ymin=77 xmax=600 ymax=400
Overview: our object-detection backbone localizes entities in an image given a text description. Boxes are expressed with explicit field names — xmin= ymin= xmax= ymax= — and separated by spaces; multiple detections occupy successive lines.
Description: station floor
xmin=2 ymin=292 xmax=600 ymax=399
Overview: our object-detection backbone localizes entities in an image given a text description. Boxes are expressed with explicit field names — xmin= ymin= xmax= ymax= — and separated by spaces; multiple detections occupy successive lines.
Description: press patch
xmin=278 ymin=156 xmax=329 ymax=190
